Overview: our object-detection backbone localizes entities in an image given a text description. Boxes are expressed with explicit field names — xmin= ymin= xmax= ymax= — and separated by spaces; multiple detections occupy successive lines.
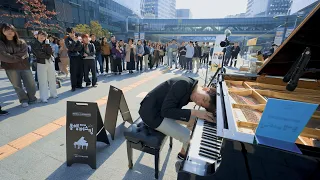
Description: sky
xmin=176 ymin=0 xmax=248 ymax=18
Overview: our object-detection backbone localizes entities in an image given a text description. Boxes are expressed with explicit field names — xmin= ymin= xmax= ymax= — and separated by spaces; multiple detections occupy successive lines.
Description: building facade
xmin=176 ymin=9 xmax=193 ymax=19
xmin=0 ymin=0 xmax=137 ymax=38
xmin=115 ymin=0 xmax=145 ymax=18
xmin=246 ymin=0 xmax=292 ymax=17
xmin=143 ymin=0 xmax=176 ymax=19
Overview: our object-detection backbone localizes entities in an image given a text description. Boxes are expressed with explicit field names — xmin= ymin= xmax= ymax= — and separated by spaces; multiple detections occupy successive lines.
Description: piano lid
xmin=258 ymin=2 xmax=320 ymax=80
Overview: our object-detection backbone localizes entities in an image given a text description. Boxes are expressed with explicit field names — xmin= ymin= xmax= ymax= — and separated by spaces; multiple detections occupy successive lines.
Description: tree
xmin=73 ymin=24 xmax=90 ymax=35
xmin=0 ymin=0 xmax=63 ymax=32
xmin=73 ymin=21 xmax=110 ymax=38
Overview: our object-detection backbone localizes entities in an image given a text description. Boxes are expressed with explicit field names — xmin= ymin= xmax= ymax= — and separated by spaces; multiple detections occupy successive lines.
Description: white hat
xmin=33 ymin=31 xmax=38 ymax=35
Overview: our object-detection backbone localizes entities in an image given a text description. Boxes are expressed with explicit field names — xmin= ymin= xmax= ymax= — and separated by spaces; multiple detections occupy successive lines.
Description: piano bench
xmin=124 ymin=117 xmax=173 ymax=179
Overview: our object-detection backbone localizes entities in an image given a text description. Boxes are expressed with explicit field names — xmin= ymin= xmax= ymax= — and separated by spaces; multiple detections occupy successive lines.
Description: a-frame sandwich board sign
xmin=104 ymin=85 xmax=134 ymax=140
xmin=66 ymin=101 xmax=109 ymax=169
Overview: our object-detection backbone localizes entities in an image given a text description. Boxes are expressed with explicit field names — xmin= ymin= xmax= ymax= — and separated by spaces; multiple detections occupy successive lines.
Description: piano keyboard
xmin=182 ymin=119 xmax=223 ymax=176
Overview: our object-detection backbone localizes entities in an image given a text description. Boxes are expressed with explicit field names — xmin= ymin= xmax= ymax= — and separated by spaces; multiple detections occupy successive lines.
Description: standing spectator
xmin=0 ymin=106 xmax=8 ymax=115
xmin=152 ymin=44 xmax=160 ymax=69
xmin=49 ymin=36 xmax=59 ymax=72
xmin=223 ymin=43 xmax=233 ymax=67
xmin=101 ymin=37 xmax=111 ymax=74
xmin=159 ymin=44 xmax=165 ymax=65
xmin=202 ymin=42 xmax=210 ymax=64
xmin=193 ymin=41 xmax=201 ymax=73
xmin=90 ymin=34 xmax=103 ymax=75
xmin=149 ymin=42 xmax=154 ymax=69
xmin=185 ymin=41 xmax=194 ymax=73
xmin=168 ymin=39 xmax=179 ymax=69
xmin=111 ymin=41 xmax=123 ymax=75
xmin=31 ymin=30 xmax=57 ymax=103
xmin=143 ymin=40 xmax=150 ymax=71
xmin=109 ymin=36 xmax=117 ymax=73
xmin=230 ymin=42 xmax=241 ymax=67
xmin=210 ymin=43 xmax=214 ymax=60
xmin=178 ymin=41 xmax=186 ymax=70
xmin=58 ymin=38 xmax=69 ymax=77
xmin=136 ymin=40 xmax=144 ymax=72
xmin=125 ymin=38 xmax=136 ymax=74
xmin=31 ymin=31 xmax=39 ymax=87
xmin=65 ymin=27 xmax=83 ymax=92
xmin=119 ymin=40 xmax=126 ymax=70
xmin=81 ymin=34 xmax=97 ymax=87
xmin=0 ymin=23 xmax=37 ymax=107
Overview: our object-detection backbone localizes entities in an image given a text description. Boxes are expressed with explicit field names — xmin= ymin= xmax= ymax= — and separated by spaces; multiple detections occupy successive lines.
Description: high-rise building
xmin=176 ymin=9 xmax=193 ymax=19
xmin=246 ymin=0 xmax=269 ymax=17
xmin=290 ymin=0 xmax=319 ymax=14
xmin=266 ymin=0 xmax=293 ymax=16
xmin=115 ymin=0 xmax=145 ymax=17
xmin=143 ymin=0 xmax=176 ymax=19
xmin=246 ymin=0 xmax=293 ymax=17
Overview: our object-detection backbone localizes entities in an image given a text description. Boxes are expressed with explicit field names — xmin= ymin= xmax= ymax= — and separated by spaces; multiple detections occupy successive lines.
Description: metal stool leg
xmin=155 ymin=150 xmax=160 ymax=179
xmin=169 ymin=137 xmax=173 ymax=148
xmin=127 ymin=141 xmax=133 ymax=169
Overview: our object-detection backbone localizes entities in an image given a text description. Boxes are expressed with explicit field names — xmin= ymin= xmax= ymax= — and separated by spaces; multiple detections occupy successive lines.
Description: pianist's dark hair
xmin=205 ymin=88 xmax=216 ymax=113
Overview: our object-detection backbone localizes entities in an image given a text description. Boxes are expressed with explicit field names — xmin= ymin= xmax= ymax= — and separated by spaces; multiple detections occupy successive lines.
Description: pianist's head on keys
xmin=138 ymin=76 xmax=216 ymax=159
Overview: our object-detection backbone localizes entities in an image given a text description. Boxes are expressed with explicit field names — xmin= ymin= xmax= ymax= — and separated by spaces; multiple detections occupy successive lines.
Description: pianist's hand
xmin=196 ymin=110 xmax=215 ymax=123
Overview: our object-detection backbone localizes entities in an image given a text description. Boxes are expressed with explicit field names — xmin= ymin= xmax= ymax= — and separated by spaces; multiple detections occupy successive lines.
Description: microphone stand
xmin=206 ymin=36 xmax=230 ymax=87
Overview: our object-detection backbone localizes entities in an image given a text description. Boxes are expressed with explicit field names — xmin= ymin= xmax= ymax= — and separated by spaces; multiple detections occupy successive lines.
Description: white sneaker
xmin=21 ymin=102 xmax=29 ymax=108
xmin=50 ymin=95 xmax=58 ymax=99
xmin=103 ymin=72 xmax=106 ymax=75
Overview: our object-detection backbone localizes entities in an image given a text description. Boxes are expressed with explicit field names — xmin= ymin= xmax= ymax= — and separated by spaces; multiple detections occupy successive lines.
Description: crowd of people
xmin=0 ymin=23 xmax=219 ymax=116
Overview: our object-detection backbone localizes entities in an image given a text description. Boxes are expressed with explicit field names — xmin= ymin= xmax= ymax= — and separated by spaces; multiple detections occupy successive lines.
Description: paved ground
xmin=0 ymin=58 xmax=246 ymax=180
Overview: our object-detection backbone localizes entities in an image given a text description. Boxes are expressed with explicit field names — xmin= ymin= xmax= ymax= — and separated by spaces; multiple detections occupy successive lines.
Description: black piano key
xmin=199 ymin=150 xmax=218 ymax=160
xmin=202 ymin=134 xmax=215 ymax=141
xmin=201 ymin=141 xmax=220 ymax=150
xmin=200 ymin=146 xmax=220 ymax=155
xmin=199 ymin=148 xmax=219 ymax=158
xmin=202 ymin=139 xmax=222 ymax=147
xmin=199 ymin=152 xmax=216 ymax=160
xmin=203 ymin=127 xmax=216 ymax=132
xmin=203 ymin=132 xmax=217 ymax=138
xmin=200 ymin=142 xmax=220 ymax=153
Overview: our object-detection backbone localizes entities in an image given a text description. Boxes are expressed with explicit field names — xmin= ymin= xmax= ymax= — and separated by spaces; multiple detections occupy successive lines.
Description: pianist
xmin=139 ymin=76 xmax=216 ymax=159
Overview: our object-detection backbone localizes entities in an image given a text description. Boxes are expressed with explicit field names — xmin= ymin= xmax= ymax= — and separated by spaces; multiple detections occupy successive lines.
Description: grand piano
xmin=178 ymin=2 xmax=320 ymax=180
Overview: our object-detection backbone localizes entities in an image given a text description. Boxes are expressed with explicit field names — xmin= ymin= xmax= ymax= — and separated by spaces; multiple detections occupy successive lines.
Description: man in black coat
xmin=139 ymin=76 xmax=215 ymax=159
xmin=65 ymin=27 xmax=83 ymax=91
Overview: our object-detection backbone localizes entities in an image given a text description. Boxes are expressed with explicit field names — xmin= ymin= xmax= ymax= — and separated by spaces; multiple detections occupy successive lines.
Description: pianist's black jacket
xmin=139 ymin=76 xmax=198 ymax=129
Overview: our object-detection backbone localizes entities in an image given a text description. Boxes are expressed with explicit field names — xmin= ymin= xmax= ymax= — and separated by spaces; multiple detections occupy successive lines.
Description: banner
xmin=134 ymin=33 xmax=139 ymax=42
xmin=285 ymin=28 xmax=294 ymax=38
xmin=247 ymin=38 xmax=258 ymax=46
xmin=140 ymin=32 xmax=145 ymax=40
xmin=274 ymin=28 xmax=284 ymax=46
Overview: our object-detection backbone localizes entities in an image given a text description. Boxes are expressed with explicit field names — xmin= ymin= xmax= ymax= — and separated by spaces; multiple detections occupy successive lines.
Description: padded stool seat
xmin=124 ymin=118 xmax=167 ymax=148
xmin=124 ymin=117 xmax=172 ymax=179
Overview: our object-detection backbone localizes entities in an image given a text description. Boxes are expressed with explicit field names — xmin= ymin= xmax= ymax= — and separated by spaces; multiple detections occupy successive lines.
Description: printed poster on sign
xmin=140 ymin=32 xmax=145 ymax=40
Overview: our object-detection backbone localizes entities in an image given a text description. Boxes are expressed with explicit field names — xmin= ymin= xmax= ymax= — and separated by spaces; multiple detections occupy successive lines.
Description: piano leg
xmin=169 ymin=137 xmax=173 ymax=148
xmin=155 ymin=150 xmax=160 ymax=179
xmin=127 ymin=141 xmax=133 ymax=169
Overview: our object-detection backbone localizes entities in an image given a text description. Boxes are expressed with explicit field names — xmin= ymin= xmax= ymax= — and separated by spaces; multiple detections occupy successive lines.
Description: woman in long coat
xmin=125 ymin=38 xmax=136 ymax=74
